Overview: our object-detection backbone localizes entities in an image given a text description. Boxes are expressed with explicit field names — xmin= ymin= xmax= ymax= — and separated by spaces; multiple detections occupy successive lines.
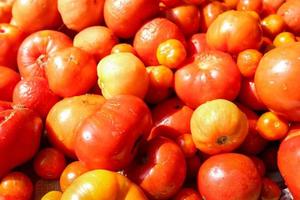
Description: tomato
xmin=237 ymin=49 xmax=263 ymax=78
xmin=73 ymin=26 xmax=118 ymax=62
xmin=150 ymin=97 xmax=193 ymax=140
xmin=134 ymin=18 xmax=185 ymax=66
xmin=157 ymin=39 xmax=187 ymax=69
xmin=17 ymin=30 xmax=72 ymax=78
xmin=175 ymin=50 xmax=241 ymax=109
xmin=261 ymin=146 xmax=278 ymax=171
xmin=34 ymin=148 xmax=66 ymax=180
xmin=46 ymin=94 xmax=105 ymax=158
xmin=61 ymin=170 xmax=148 ymax=200
xmin=176 ymin=133 xmax=197 ymax=158
xmin=127 ymin=136 xmax=186 ymax=200
xmin=206 ymin=10 xmax=262 ymax=54
xmin=58 ymin=0 xmax=104 ymax=31
xmin=173 ymin=188 xmax=202 ymax=200
xmin=104 ymin=0 xmax=159 ymax=38
xmin=45 ymin=47 xmax=97 ymax=97
xmin=254 ymin=42 xmax=300 ymax=121
xmin=160 ymin=0 xmax=182 ymax=8
xmin=262 ymin=0 xmax=285 ymax=16
xmin=278 ymin=135 xmax=300 ymax=199
xmin=0 ymin=66 xmax=20 ymax=101
xmin=250 ymin=156 xmax=266 ymax=177
xmin=75 ymin=95 xmax=152 ymax=170
xmin=273 ymin=32 xmax=296 ymax=47
xmin=277 ymin=0 xmax=300 ymax=35
xmin=111 ymin=43 xmax=137 ymax=55
xmin=222 ymin=0 xmax=239 ymax=9
xmin=198 ymin=153 xmax=262 ymax=200
xmin=97 ymin=52 xmax=149 ymax=99
xmin=0 ymin=1 xmax=12 ymax=23
xmin=237 ymin=0 xmax=262 ymax=13
xmin=183 ymin=0 xmax=206 ymax=5
xmin=0 ymin=107 xmax=42 ymax=177
xmin=261 ymin=14 xmax=285 ymax=38
xmin=0 ymin=23 xmax=24 ymax=70
xmin=261 ymin=178 xmax=281 ymax=200
xmin=0 ymin=172 xmax=33 ymax=200
xmin=191 ymin=99 xmax=248 ymax=155
xmin=13 ymin=77 xmax=60 ymax=119
xmin=165 ymin=4 xmax=201 ymax=37
xmin=187 ymin=33 xmax=212 ymax=56
xmin=41 ymin=191 xmax=62 ymax=200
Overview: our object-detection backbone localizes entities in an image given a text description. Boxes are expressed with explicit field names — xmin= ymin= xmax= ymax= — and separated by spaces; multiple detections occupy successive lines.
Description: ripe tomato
xmin=0 ymin=172 xmax=33 ymax=200
xmin=0 ymin=66 xmax=20 ymax=101
xmin=134 ymin=18 xmax=185 ymax=66
xmin=277 ymin=0 xmax=300 ymax=35
xmin=58 ymin=0 xmax=104 ymax=31
xmin=12 ymin=0 xmax=61 ymax=33
xmin=261 ymin=14 xmax=285 ymax=38
xmin=175 ymin=50 xmax=241 ymax=109
xmin=45 ymin=47 xmax=97 ymax=97
xmin=262 ymin=0 xmax=285 ymax=16
xmin=46 ymin=94 xmax=105 ymax=158
xmin=206 ymin=10 xmax=262 ymax=54
xmin=198 ymin=153 xmax=262 ymax=200
xmin=237 ymin=0 xmax=262 ymax=13
xmin=104 ymin=0 xmax=159 ymax=38
xmin=126 ymin=136 xmax=186 ymax=200
xmin=0 ymin=1 xmax=13 ymax=23
xmin=222 ymin=0 xmax=239 ymax=9
xmin=17 ymin=30 xmax=72 ymax=78
xmin=13 ymin=77 xmax=60 ymax=119
xmin=254 ymin=42 xmax=300 ymax=121
xmin=111 ymin=43 xmax=137 ymax=55
xmin=41 ymin=191 xmax=62 ymax=200
xmin=33 ymin=148 xmax=66 ymax=180
xmin=173 ymin=188 xmax=202 ymax=200
xmin=273 ymin=32 xmax=296 ymax=47
xmin=191 ymin=99 xmax=248 ymax=155
xmin=75 ymin=95 xmax=152 ymax=170
xmin=250 ymin=156 xmax=266 ymax=177
xmin=61 ymin=170 xmax=148 ymax=200
xmin=97 ymin=52 xmax=149 ymax=99
xmin=187 ymin=33 xmax=212 ymax=56
xmin=237 ymin=49 xmax=263 ymax=78
xmin=160 ymin=0 xmax=182 ymax=8
xmin=176 ymin=133 xmax=197 ymax=158
xmin=261 ymin=178 xmax=281 ymax=200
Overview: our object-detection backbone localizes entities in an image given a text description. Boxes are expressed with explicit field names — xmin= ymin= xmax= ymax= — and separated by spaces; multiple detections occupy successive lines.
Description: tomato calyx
xmin=36 ymin=54 xmax=48 ymax=68
xmin=217 ymin=135 xmax=228 ymax=145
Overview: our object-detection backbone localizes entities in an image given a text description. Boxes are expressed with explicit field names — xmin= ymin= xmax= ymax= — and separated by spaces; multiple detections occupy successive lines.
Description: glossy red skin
xmin=238 ymin=78 xmax=267 ymax=111
xmin=277 ymin=0 xmax=300 ymax=34
xmin=175 ymin=50 xmax=241 ymax=109
xmin=198 ymin=153 xmax=262 ymax=200
xmin=0 ymin=108 xmax=42 ymax=178
xmin=261 ymin=178 xmax=281 ymax=200
xmin=134 ymin=18 xmax=186 ymax=66
xmin=261 ymin=147 xmax=278 ymax=172
xmin=176 ymin=133 xmax=197 ymax=157
xmin=75 ymin=95 xmax=152 ymax=171
xmin=126 ymin=137 xmax=186 ymax=200
xmin=187 ymin=33 xmax=213 ymax=56
xmin=13 ymin=77 xmax=60 ymax=119
xmin=250 ymin=156 xmax=266 ymax=177
xmin=150 ymin=97 xmax=193 ymax=140
xmin=173 ymin=188 xmax=202 ymax=200
xmin=17 ymin=30 xmax=72 ymax=78
xmin=237 ymin=0 xmax=263 ymax=13
xmin=0 ymin=23 xmax=25 ymax=70
xmin=161 ymin=0 xmax=182 ymax=8
xmin=278 ymin=135 xmax=300 ymax=199
xmin=104 ymin=0 xmax=159 ymax=38
xmin=0 ymin=66 xmax=20 ymax=101
xmin=262 ymin=0 xmax=285 ymax=16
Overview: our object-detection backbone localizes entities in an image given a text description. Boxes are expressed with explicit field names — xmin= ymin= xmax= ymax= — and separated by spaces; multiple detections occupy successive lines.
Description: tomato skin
xmin=237 ymin=49 xmax=263 ymax=78
xmin=173 ymin=188 xmax=202 ymax=200
xmin=198 ymin=153 xmax=262 ymax=200
xmin=261 ymin=14 xmax=285 ymax=39
xmin=41 ymin=191 xmax=62 ymax=200
xmin=75 ymin=95 xmax=152 ymax=171
xmin=111 ymin=43 xmax=137 ymax=55
xmin=237 ymin=0 xmax=262 ymax=13
xmin=261 ymin=178 xmax=281 ymax=200
xmin=187 ymin=33 xmax=212 ymax=56
xmin=206 ymin=10 xmax=262 ymax=54
xmin=175 ymin=50 xmax=241 ymax=109
xmin=0 ymin=2 xmax=12 ymax=23
xmin=254 ymin=42 xmax=300 ymax=121
xmin=0 ymin=108 xmax=42 ymax=178
xmin=45 ymin=47 xmax=97 ymax=97
xmin=17 ymin=30 xmax=72 ymax=78
xmin=127 ymin=137 xmax=186 ymax=200
xmin=277 ymin=0 xmax=300 ymax=34
xmin=262 ymin=0 xmax=285 ymax=16
xmin=0 ymin=66 xmax=20 ymax=101
xmin=250 ymin=156 xmax=266 ymax=177
xmin=176 ymin=133 xmax=197 ymax=158
xmin=61 ymin=169 xmax=148 ymax=200
xmin=273 ymin=32 xmax=296 ymax=47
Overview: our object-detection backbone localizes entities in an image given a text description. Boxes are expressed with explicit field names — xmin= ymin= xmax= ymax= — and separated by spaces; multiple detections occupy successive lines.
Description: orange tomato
xmin=176 ymin=133 xmax=197 ymax=157
xmin=237 ymin=49 xmax=263 ymax=78
xmin=58 ymin=0 xmax=104 ymax=31
xmin=222 ymin=0 xmax=239 ymax=9
xmin=173 ymin=188 xmax=202 ymax=200
xmin=191 ymin=99 xmax=248 ymax=155
xmin=97 ymin=52 xmax=149 ymax=99
xmin=262 ymin=0 xmax=285 ymax=16
xmin=261 ymin=14 xmax=285 ymax=38
xmin=111 ymin=43 xmax=137 ymax=55
xmin=277 ymin=0 xmax=300 ymax=35
xmin=73 ymin=26 xmax=118 ymax=62
xmin=156 ymin=39 xmax=187 ymax=69
xmin=237 ymin=0 xmax=262 ymax=13
xmin=261 ymin=178 xmax=281 ymax=200
xmin=41 ymin=191 xmax=62 ymax=200
xmin=0 ymin=66 xmax=20 ymax=101
xmin=273 ymin=32 xmax=296 ymax=47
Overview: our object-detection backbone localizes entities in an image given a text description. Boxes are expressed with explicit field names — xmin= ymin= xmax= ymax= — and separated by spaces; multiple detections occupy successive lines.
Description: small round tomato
xmin=237 ymin=0 xmax=262 ymax=13
xmin=0 ymin=172 xmax=33 ymax=200
xmin=198 ymin=153 xmax=262 ymax=200
xmin=145 ymin=65 xmax=173 ymax=104
xmin=277 ymin=0 xmax=300 ymax=35
xmin=250 ymin=156 xmax=266 ymax=177
xmin=33 ymin=148 xmax=66 ymax=180
xmin=273 ymin=32 xmax=296 ymax=47
xmin=261 ymin=146 xmax=278 ymax=171
xmin=261 ymin=14 xmax=285 ymax=38
xmin=174 ymin=188 xmax=202 ymax=200
xmin=0 ymin=66 xmax=20 ymax=101
xmin=111 ymin=43 xmax=137 ymax=55
xmin=60 ymin=161 xmax=89 ymax=192
xmin=45 ymin=47 xmax=97 ymax=97
xmin=41 ymin=191 xmax=62 ymax=200
xmin=187 ymin=33 xmax=212 ymax=56
xmin=97 ymin=52 xmax=149 ymax=99
xmin=261 ymin=178 xmax=281 ymax=200
xmin=176 ymin=133 xmax=197 ymax=158
xmin=237 ymin=49 xmax=263 ymax=78
xmin=256 ymin=111 xmax=289 ymax=140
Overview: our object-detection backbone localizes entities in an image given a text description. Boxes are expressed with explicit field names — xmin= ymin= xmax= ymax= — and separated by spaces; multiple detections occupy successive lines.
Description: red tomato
xmin=0 ymin=107 xmax=42 ymax=177
xmin=34 ymin=148 xmax=66 ymax=180
xmin=198 ymin=153 xmax=262 ymax=200
xmin=17 ymin=30 xmax=72 ymax=78
xmin=0 ymin=172 xmax=33 ymax=200
xmin=175 ymin=50 xmax=241 ymax=109
xmin=261 ymin=178 xmax=281 ymax=200
xmin=126 ymin=137 xmax=186 ymax=200
xmin=0 ymin=66 xmax=20 ymax=101
xmin=187 ymin=33 xmax=212 ymax=56
xmin=277 ymin=0 xmax=300 ymax=34
xmin=173 ymin=188 xmax=202 ymax=200
xmin=45 ymin=47 xmax=97 ymax=97
xmin=250 ymin=156 xmax=266 ymax=177
xmin=0 ymin=2 xmax=12 ymax=23
xmin=262 ymin=0 xmax=285 ymax=16
xmin=75 ymin=95 xmax=152 ymax=171
xmin=13 ymin=77 xmax=60 ymax=119
xmin=237 ymin=0 xmax=262 ymax=13
xmin=176 ymin=133 xmax=197 ymax=157
xmin=160 ymin=0 xmax=182 ymax=8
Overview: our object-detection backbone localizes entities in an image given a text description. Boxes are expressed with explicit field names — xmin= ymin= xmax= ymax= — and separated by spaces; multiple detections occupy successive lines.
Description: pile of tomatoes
xmin=1 ymin=0 xmax=300 ymax=199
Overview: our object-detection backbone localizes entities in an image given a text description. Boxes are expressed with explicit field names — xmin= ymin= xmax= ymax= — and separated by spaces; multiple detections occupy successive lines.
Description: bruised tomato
xmin=0 ymin=66 xmax=20 ymax=101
